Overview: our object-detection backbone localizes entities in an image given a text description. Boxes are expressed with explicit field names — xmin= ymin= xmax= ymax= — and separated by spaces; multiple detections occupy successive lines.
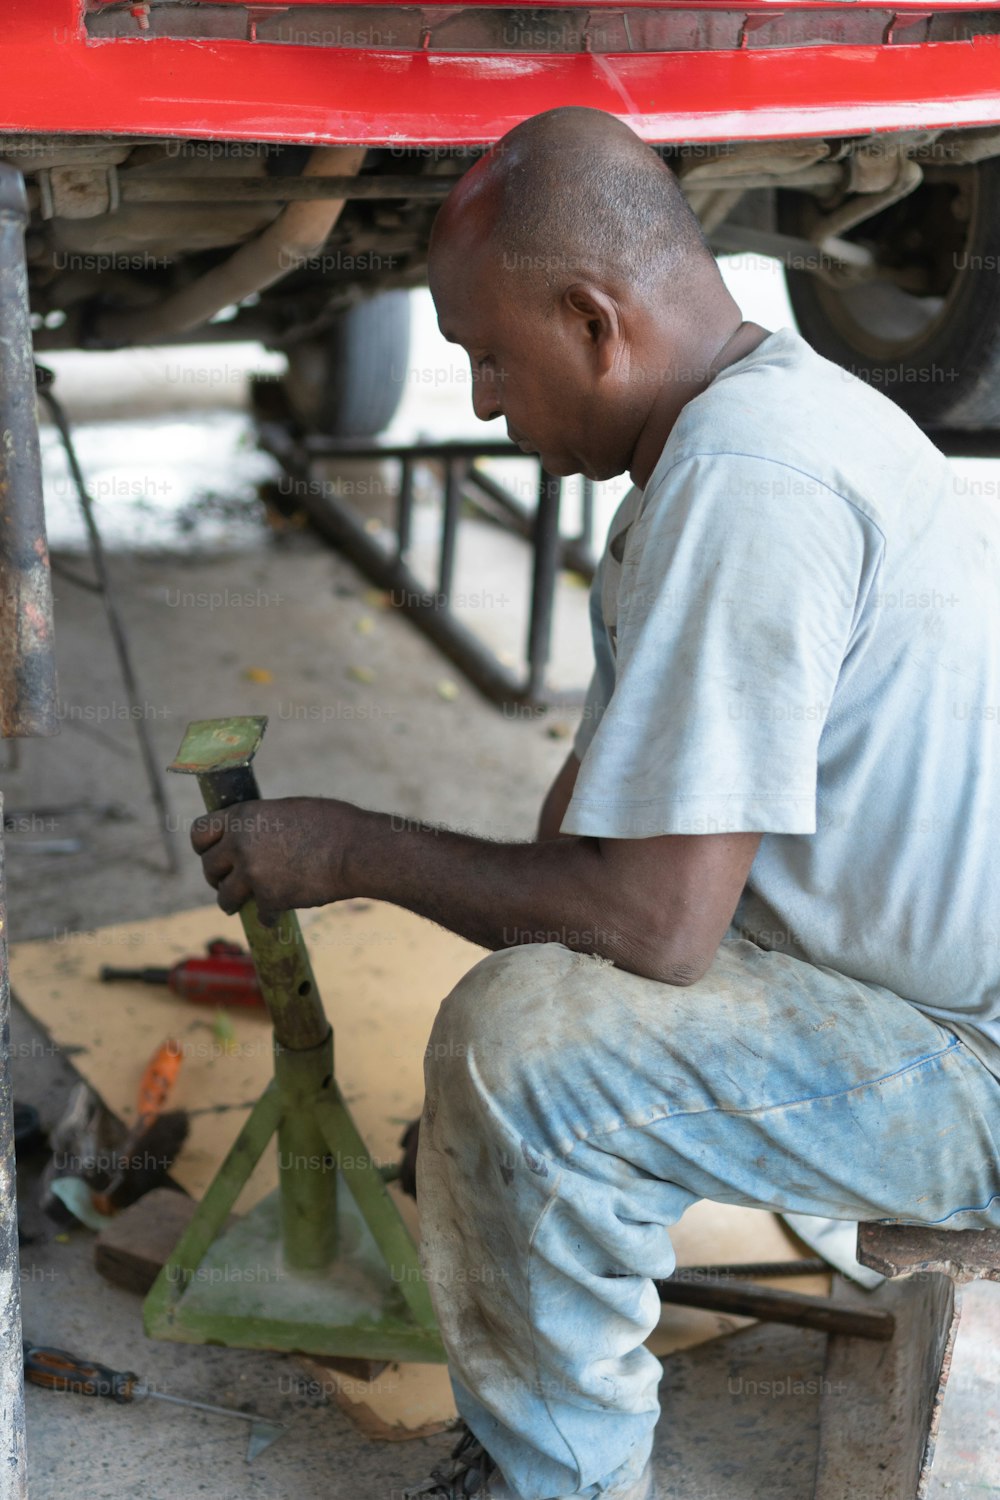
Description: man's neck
xmin=628 ymin=319 xmax=770 ymax=489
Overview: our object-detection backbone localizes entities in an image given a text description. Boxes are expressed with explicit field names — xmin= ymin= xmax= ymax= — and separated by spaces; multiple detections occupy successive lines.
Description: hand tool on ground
xmin=23 ymin=1342 xmax=284 ymax=1461
xmin=144 ymin=716 xmax=442 ymax=1362
xmin=136 ymin=1037 xmax=184 ymax=1124
xmin=655 ymin=1274 xmax=896 ymax=1340
xmin=100 ymin=938 xmax=266 ymax=1009
xmin=87 ymin=1039 xmax=188 ymax=1214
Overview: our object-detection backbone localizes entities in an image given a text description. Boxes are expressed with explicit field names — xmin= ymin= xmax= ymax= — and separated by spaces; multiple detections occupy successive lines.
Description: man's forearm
xmin=343 ymin=808 xmax=652 ymax=972
xmin=191 ymin=794 xmax=757 ymax=984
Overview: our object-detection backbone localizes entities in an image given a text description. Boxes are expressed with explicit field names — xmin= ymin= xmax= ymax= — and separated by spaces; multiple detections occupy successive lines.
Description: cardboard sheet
xmin=11 ymin=903 xmax=829 ymax=1436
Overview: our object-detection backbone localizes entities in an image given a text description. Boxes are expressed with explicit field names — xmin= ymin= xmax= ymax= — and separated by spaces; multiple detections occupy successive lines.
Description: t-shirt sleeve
xmin=562 ymin=452 xmax=879 ymax=838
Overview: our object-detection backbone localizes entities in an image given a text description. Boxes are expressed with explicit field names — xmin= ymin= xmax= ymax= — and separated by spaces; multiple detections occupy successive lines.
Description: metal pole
xmin=525 ymin=471 xmax=562 ymax=703
xmin=0 ymin=805 xmax=27 ymax=1499
xmin=0 ymin=168 xmax=58 ymax=741
xmin=38 ymin=383 xmax=178 ymax=873
xmin=170 ymin=719 xmax=336 ymax=1270
xmin=0 ymin=159 xmax=60 ymax=1500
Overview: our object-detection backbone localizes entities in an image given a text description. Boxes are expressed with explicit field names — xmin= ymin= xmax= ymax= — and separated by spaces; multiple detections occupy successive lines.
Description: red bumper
xmin=4 ymin=0 xmax=1000 ymax=144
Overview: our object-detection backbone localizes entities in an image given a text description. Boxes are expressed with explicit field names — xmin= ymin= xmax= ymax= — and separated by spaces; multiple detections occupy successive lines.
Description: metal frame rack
xmin=256 ymin=418 xmax=597 ymax=710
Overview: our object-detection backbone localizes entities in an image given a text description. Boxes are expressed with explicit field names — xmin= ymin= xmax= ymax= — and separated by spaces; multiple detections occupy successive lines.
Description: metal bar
xmin=146 ymin=1305 xmax=445 ymax=1364
xmin=0 ymin=160 xmax=57 ymax=1500
xmin=144 ymin=1084 xmax=284 ymax=1330
xmin=525 ymin=470 xmax=563 ymax=704
xmin=259 ymin=423 xmax=581 ymax=709
xmin=396 ymin=457 xmax=414 ymax=558
xmin=0 ymin=166 xmax=58 ymax=740
xmin=113 ymin=171 xmax=846 ymax=208
xmin=579 ymin=477 xmax=595 ymax=557
xmin=118 ymin=174 xmax=461 ymax=205
xmin=0 ymin=798 xmax=28 ymax=1500
xmin=655 ymin=1275 xmax=896 ymax=1341
xmin=462 ymin=467 xmax=596 ymax=579
xmin=462 ymin=465 xmax=535 ymax=534
xmin=180 ymin=756 xmax=330 ymax=1054
xmin=438 ymin=458 xmax=461 ymax=603
xmin=274 ymin=1035 xmax=338 ymax=1271
xmin=39 ymin=382 xmax=178 ymax=872
xmin=314 ymin=1087 xmax=439 ymax=1331
xmin=304 ymin=437 xmax=521 ymax=461
xmin=670 ymin=1258 xmax=830 ymax=1282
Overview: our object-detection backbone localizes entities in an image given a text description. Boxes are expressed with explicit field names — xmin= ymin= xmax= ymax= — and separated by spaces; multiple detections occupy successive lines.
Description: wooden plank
xmin=815 ymin=1272 xmax=958 ymax=1499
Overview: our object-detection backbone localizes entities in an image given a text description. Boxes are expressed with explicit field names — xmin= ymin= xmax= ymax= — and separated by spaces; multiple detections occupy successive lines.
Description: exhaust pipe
xmin=95 ymin=145 xmax=366 ymax=346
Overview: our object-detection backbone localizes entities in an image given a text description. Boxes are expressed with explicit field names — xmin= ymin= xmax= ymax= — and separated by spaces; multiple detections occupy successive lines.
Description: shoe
xmin=402 ymin=1422 xmax=656 ymax=1500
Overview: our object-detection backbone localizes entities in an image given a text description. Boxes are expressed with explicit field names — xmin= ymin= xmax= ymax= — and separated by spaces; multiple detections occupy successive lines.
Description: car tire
xmin=779 ymin=158 xmax=1000 ymax=429
xmin=282 ymin=289 xmax=411 ymax=437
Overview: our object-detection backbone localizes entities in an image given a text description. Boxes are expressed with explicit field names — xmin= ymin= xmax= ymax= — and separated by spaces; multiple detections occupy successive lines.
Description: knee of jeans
xmin=425 ymin=942 xmax=581 ymax=1099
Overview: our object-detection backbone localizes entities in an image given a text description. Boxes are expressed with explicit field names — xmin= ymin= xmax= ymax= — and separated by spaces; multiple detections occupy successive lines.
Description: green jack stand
xmin=144 ymin=716 xmax=444 ymax=1362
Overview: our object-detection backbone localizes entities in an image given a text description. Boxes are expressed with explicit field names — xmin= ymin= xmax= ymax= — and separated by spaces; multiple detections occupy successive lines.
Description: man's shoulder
xmin=649 ymin=327 xmax=948 ymax=532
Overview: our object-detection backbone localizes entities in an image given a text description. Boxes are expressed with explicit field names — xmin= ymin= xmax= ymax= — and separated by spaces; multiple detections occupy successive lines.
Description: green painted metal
xmin=169 ymin=716 xmax=327 ymax=1053
xmin=168 ymin=715 xmax=268 ymax=775
xmin=145 ymin=1084 xmax=284 ymax=1333
xmin=314 ymin=1090 xmax=436 ymax=1330
xmin=144 ymin=717 xmax=444 ymax=1360
xmin=274 ymin=1034 xmax=337 ymax=1270
xmin=149 ymin=1185 xmax=444 ymax=1363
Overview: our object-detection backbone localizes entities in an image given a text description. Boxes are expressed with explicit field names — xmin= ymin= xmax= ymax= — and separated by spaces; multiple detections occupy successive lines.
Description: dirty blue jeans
xmin=416 ymin=939 xmax=1000 ymax=1500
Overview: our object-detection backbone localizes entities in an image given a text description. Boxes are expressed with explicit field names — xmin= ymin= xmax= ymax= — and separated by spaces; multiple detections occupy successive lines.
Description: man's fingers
xmin=191 ymin=812 xmax=228 ymax=854
xmin=216 ymin=869 xmax=252 ymax=917
xmin=199 ymin=842 xmax=235 ymax=890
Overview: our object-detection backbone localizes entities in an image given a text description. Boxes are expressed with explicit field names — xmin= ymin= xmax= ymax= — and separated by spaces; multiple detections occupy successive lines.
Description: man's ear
xmin=562 ymin=283 xmax=622 ymax=376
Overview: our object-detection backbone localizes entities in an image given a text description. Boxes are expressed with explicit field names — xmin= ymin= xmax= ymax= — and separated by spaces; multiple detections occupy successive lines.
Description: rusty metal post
xmin=0 ymin=159 xmax=60 ymax=1500
xmin=0 ymin=166 xmax=58 ymax=740
xmin=0 ymin=815 xmax=26 ymax=1499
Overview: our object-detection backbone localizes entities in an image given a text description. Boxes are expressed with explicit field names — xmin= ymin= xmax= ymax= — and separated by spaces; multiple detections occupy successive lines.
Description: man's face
xmin=429 ymin=238 xmax=628 ymax=481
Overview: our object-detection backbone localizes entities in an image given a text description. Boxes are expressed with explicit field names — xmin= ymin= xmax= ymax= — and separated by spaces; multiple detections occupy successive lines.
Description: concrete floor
xmin=7 ymin=288 xmax=1000 ymax=1496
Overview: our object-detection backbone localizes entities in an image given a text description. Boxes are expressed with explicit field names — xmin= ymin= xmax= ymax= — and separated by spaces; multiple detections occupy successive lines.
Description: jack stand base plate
xmin=145 ymin=1184 xmax=445 ymax=1364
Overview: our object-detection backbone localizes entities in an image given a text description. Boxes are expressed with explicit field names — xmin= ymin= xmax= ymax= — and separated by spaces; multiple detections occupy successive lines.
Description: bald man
xmin=193 ymin=109 xmax=1000 ymax=1499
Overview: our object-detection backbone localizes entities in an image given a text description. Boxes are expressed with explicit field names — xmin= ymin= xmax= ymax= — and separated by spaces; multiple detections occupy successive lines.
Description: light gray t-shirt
xmin=564 ymin=326 xmax=1000 ymax=1074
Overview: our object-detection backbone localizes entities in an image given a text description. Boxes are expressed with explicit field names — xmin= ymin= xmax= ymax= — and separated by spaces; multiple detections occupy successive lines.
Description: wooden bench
xmin=812 ymin=1221 xmax=1000 ymax=1498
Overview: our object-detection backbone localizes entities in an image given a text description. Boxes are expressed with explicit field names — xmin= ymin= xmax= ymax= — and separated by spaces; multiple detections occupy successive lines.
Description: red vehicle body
xmin=6 ymin=0 xmax=1000 ymax=431
xmin=4 ymin=0 xmax=1000 ymax=145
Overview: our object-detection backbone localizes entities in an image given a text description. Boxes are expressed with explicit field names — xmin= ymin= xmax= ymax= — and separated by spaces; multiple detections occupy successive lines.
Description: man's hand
xmin=190 ymin=796 xmax=355 ymax=922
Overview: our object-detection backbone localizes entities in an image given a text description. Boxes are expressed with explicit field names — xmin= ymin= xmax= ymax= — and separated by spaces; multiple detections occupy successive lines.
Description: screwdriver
xmin=99 ymin=937 xmax=266 ymax=1009
xmin=23 ymin=1342 xmax=285 ymax=1461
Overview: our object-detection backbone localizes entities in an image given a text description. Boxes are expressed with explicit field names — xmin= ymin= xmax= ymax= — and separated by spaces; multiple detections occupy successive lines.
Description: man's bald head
xmin=431 ymin=106 xmax=714 ymax=301
xmin=428 ymin=107 xmax=752 ymax=486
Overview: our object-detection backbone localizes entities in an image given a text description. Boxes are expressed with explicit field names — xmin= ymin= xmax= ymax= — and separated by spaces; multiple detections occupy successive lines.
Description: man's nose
xmin=471 ymin=370 xmax=502 ymax=423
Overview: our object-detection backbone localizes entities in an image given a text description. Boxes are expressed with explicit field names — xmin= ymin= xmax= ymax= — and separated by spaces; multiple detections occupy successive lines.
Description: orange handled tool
xmin=136 ymin=1037 xmax=183 ymax=1125
xmin=23 ymin=1344 xmax=138 ymax=1401
xmin=22 ymin=1342 xmax=285 ymax=1460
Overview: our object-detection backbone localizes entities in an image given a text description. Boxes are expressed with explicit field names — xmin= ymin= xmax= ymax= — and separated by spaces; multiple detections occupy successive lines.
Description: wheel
xmin=282 ymin=289 xmax=411 ymax=437
xmin=779 ymin=157 xmax=1000 ymax=429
